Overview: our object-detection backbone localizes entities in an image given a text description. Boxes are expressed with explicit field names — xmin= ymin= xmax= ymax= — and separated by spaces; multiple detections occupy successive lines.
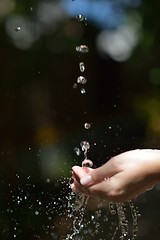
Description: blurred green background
xmin=0 ymin=0 xmax=160 ymax=239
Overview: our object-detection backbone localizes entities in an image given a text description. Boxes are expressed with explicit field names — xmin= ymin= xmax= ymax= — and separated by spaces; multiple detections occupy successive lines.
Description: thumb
xmin=80 ymin=159 xmax=118 ymax=186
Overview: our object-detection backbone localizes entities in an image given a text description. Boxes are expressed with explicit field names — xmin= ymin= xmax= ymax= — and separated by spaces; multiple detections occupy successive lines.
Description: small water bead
xmin=76 ymin=45 xmax=89 ymax=53
xmin=84 ymin=17 xmax=88 ymax=26
xmin=76 ymin=14 xmax=85 ymax=22
xmin=77 ymin=76 xmax=87 ymax=84
xmin=15 ymin=27 xmax=21 ymax=31
xmin=91 ymin=215 xmax=95 ymax=220
xmin=35 ymin=211 xmax=39 ymax=215
xmin=79 ymin=62 xmax=85 ymax=72
xmin=73 ymin=83 xmax=78 ymax=89
xmin=80 ymin=88 xmax=86 ymax=94
xmin=84 ymin=122 xmax=91 ymax=129
xmin=110 ymin=210 xmax=116 ymax=215
xmin=74 ymin=147 xmax=81 ymax=156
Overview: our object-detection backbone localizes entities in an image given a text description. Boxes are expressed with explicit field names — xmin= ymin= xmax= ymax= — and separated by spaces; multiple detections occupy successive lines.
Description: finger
xmin=87 ymin=177 xmax=127 ymax=202
xmin=80 ymin=158 xmax=120 ymax=186
xmin=72 ymin=166 xmax=92 ymax=182
xmin=71 ymin=179 xmax=89 ymax=195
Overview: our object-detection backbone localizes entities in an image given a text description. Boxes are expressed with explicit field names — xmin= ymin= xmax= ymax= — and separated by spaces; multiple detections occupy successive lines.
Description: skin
xmin=71 ymin=149 xmax=160 ymax=202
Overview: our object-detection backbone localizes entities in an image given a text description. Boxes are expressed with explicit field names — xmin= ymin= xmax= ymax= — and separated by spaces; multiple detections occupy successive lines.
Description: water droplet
xmin=82 ymin=159 xmax=93 ymax=168
xmin=80 ymin=88 xmax=86 ymax=94
xmin=76 ymin=14 xmax=85 ymax=22
xmin=84 ymin=123 xmax=91 ymax=129
xmin=79 ymin=62 xmax=85 ymax=72
xmin=76 ymin=45 xmax=89 ymax=53
xmin=80 ymin=141 xmax=90 ymax=152
xmin=74 ymin=147 xmax=81 ymax=156
xmin=15 ymin=27 xmax=21 ymax=32
xmin=73 ymin=83 xmax=78 ymax=89
xmin=110 ymin=210 xmax=116 ymax=215
xmin=46 ymin=178 xmax=51 ymax=183
xmin=77 ymin=76 xmax=87 ymax=84
xmin=91 ymin=215 xmax=95 ymax=220
xmin=35 ymin=211 xmax=39 ymax=215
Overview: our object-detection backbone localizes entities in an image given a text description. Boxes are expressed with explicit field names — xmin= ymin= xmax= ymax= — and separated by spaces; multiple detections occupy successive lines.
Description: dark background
xmin=0 ymin=0 xmax=160 ymax=239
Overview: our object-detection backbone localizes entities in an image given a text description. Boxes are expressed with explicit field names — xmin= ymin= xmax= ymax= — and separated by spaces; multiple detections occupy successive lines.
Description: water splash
xmin=108 ymin=201 xmax=140 ymax=240
xmin=65 ymin=181 xmax=140 ymax=240
xmin=66 ymin=192 xmax=89 ymax=240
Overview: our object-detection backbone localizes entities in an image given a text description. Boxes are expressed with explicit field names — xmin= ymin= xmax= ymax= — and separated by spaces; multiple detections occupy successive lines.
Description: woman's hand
xmin=71 ymin=149 xmax=160 ymax=202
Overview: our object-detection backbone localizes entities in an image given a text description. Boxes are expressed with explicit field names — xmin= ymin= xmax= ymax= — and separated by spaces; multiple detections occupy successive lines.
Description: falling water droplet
xmin=77 ymin=76 xmax=87 ymax=84
xmin=15 ymin=27 xmax=21 ymax=32
xmin=84 ymin=17 xmax=88 ymax=26
xmin=82 ymin=159 xmax=93 ymax=168
xmin=79 ymin=62 xmax=85 ymax=72
xmin=80 ymin=141 xmax=90 ymax=152
xmin=80 ymin=88 xmax=86 ymax=94
xmin=35 ymin=211 xmax=39 ymax=215
xmin=76 ymin=14 xmax=85 ymax=22
xmin=84 ymin=123 xmax=91 ymax=129
xmin=73 ymin=83 xmax=78 ymax=89
xmin=74 ymin=147 xmax=81 ymax=156
xmin=76 ymin=45 xmax=89 ymax=53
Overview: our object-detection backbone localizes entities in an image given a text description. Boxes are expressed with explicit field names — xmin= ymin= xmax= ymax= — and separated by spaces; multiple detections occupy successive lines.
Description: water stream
xmin=66 ymin=4 xmax=140 ymax=240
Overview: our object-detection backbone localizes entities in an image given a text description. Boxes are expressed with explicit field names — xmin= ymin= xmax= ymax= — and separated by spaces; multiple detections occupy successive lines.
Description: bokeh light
xmin=0 ymin=0 xmax=15 ymax=19
xmin=96 ymin=13 xmax=142 ymax=61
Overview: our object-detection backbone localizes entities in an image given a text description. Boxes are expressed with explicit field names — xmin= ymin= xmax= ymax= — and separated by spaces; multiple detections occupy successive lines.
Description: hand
xmin=71 ymin=149 xmax=160 ymax=202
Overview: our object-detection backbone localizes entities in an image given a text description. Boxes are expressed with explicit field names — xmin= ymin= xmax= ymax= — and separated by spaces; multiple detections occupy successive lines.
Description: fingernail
xmin=80 ymin=175 xmax=92 ymax=186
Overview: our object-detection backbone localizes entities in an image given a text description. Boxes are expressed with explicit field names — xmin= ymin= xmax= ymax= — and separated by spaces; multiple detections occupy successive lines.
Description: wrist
xmin=145 ymin=149 xmax=160 ymax=184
